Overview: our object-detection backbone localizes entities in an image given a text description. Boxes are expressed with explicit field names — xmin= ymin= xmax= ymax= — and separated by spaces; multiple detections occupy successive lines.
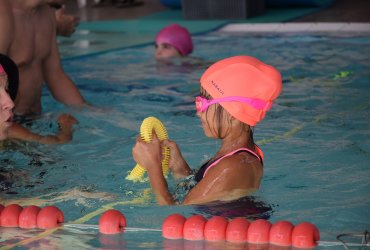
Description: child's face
xmin=196 ymin=95 xmax=236 ymax=139
xmin=0 ymin=73 xmax=14 ymax=140
xmin=155 ymin=42 xmax=181 ymax=60
xmin=197 ymin=103 xmax=220 ymax=138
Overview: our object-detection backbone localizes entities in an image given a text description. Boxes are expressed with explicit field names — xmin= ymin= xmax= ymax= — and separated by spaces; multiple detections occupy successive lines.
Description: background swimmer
xmin=154 ymin=23 xmax=211 ymax=72
xmin=132 ymin=55 xmax=282 ymax=205
xmin=154 ymin=23 xmax=193 ymax=60
xmin=0 ymin=54 xmax=77 ymax=145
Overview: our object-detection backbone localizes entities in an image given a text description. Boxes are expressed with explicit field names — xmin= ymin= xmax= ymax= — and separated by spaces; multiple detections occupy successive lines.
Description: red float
xmin=99 ymin=209 xmax=126 ymax=234
xmin=269 ymin=220 xmax=294 ymax=246
xmin=19 ymin=205 xmax=41 ymax=229
xmin=247 ymin=219 xmax=272 ymax=244
xmin=183 ymin=215 xmax=207 ymax=241
xmin=37 ymin=206 xmax=64 ymax=229
xmin=0 ymin=204 xmax=23 ymax=227
xmin=292 ymin=222 xmax=320 ymax=248
xmin=226 ymin=217 xmax=250 ymax=243
xmin=162 ymin=213 xmax=186 ymax=239
xmin=0 ymin=204 xmax=4 ymax=215
xmin=204 ymin=216 xmax=228 ymax=241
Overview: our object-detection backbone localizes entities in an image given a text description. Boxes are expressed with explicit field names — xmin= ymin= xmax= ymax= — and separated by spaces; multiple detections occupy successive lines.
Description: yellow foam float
xmin=126 ymin=116 xmax=170 ymax=182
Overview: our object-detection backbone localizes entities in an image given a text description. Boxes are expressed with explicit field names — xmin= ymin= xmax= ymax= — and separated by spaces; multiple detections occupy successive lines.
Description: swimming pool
xmin=1 ymin=25 xmax=369 ymax=249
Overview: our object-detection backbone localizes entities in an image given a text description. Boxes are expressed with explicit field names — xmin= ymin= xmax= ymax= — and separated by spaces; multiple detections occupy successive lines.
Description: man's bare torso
xmin=8 ymin=3 xmax=55 ymax=115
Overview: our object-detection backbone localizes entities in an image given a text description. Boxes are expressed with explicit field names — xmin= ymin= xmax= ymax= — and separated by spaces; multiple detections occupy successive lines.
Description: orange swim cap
xmin=200 ymin=56 xmax=282 ymax=126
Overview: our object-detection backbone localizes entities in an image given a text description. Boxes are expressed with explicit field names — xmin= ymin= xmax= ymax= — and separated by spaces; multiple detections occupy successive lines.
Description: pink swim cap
xmin=155 ymin=24 xmax=193 ymax=56
xmin=200 ymin=56 xmax=282 ymax=126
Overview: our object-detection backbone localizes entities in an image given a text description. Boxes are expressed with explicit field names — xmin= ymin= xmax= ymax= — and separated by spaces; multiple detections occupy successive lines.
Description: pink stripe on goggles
xmin=195 ymin=96 xmax=272 ymax=112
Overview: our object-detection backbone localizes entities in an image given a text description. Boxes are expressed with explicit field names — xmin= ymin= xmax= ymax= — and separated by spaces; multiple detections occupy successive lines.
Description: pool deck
xmin=60 ymin=0 xmax=370 ymax=58
xmin=65 ymin=0 xmax=370 ymax=22
xmin=219 ymin=22 xmax=370 ymax=33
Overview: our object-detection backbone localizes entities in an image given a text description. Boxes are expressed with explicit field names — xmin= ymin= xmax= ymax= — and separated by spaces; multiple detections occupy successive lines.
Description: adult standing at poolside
xmin=0 ymin=0 xmax=86 ymax=118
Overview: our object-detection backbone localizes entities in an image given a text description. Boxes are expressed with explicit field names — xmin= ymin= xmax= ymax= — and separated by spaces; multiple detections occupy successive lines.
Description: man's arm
xmin=42 ymin=6 xmax=85 ymax=106
xmin=0 ymin=1 xmax=14 ymax=54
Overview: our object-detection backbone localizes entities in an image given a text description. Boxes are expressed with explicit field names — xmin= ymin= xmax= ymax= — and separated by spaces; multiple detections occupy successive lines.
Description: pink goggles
xmin=195 ymin=96 xmax=272 ymax=112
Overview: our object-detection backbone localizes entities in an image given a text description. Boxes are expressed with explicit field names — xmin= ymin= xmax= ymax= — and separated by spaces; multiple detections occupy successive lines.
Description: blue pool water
xmin=1 ymin=30 xmax=369 ymax=249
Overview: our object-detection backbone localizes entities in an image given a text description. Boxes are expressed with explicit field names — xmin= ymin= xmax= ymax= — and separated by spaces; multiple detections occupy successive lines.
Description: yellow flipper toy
xmin=126 ymin=116 xmax=170 ymax=182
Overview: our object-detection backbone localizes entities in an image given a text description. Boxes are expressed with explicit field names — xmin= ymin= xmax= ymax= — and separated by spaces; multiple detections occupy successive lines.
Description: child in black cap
xmin=0 ymin=54 xmax=78 ymax=144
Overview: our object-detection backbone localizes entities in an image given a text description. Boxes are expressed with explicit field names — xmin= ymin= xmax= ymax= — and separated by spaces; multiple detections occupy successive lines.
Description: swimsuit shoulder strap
xmin=255 ymin=144 xmax=264 ymax=161
xmin=203 ymin=146 xmax=264 ymax=178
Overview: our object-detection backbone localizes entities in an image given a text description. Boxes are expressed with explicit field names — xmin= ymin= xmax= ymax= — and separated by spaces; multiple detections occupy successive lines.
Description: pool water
xmin=0 ymin=30 xmax=369 ymax=249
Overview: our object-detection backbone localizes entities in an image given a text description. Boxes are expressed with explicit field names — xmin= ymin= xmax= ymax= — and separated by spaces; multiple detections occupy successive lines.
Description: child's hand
xmin=132 ymin=131 xmax=163 ymax=174
xmin=57 ymin=113 xmax=78 ymax=129
xmin=55 ymin=7 xmax=80 ymax=37
xmin=161 ymin=139 xmax=191 ymax=178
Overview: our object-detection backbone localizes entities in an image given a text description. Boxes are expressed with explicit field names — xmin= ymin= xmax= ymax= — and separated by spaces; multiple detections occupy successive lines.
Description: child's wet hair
xmin=199 ymin=87 xmax=254 ymax=146
xmin=0 ymin=53 xmax=19 ymax=101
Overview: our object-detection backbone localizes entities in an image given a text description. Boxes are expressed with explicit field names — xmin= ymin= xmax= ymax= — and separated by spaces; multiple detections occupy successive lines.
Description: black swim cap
xmin=0 ymin=53 xmax=19 ymax=101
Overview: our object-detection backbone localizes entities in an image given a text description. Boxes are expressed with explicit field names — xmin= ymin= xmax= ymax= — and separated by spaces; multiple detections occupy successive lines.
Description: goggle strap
xmin=206 ymin=96 xmax=271 ymax=110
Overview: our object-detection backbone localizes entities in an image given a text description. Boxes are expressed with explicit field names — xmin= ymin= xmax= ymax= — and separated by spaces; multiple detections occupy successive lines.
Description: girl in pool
xmin=154 ymin=23 xmax=211 ymax=72
xmin=132 ymin=55 xmax=282 ymax=205
xmin=154 ymin=23 xmax=193 ymax=60
xmin=0 ymin=54 xmax=77 ymax=145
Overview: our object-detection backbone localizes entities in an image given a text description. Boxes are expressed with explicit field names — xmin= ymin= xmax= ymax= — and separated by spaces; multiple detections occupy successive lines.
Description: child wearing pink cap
xmin=0 ymin=54 xmax=78 ymax=145
xmin=132 ymin=55 xmax=282 ymax=205
xmin=155 ymin=23 xmax=193 ymax=60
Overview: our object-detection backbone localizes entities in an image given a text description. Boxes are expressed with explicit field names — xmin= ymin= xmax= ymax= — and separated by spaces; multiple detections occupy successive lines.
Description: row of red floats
xmin=163 ymin=214 xmax=320 ymax=248
xmin=0 ymin=204 xmax=64 ymax=229
xmin=1 ymin=205 xmax=319 ymax=249
xmin=99 ymin=210 xmax=320 ymax=249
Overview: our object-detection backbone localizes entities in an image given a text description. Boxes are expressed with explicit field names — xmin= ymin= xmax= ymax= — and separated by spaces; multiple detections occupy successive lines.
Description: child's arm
xmin=7 ymin=114 xmax=78 ymax=144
